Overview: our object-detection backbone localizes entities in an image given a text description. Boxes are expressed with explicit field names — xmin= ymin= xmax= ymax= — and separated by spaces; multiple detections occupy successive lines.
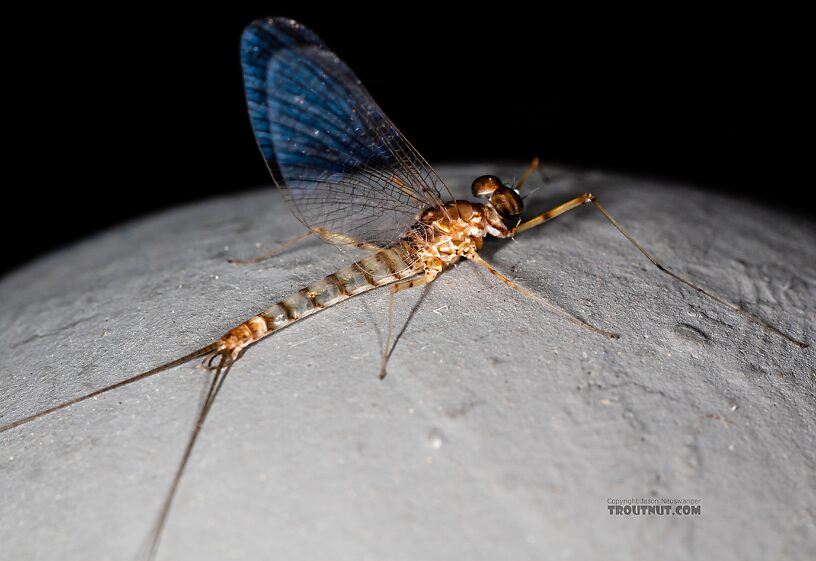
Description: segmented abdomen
xmin=219 ymin=244 xmax=419 ymax=353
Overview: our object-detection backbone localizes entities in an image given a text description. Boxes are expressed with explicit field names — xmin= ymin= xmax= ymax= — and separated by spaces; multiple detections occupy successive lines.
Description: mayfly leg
xmin=467 ymin=252 xmax=619 ymax=339
xmin=514 ymin=157 xmax=550 ymax=191
xmin=227 ymin=231 xmax=315 ymax=264
xmin=139 ymin=351 xmax=233 ymax=561
xmin=314 ymin=229 xmax=385 ymax=254
xmin=379 ymin=272 xmax=438 ymax=379
xmin=228 ymin=228 xmax=382 ymax=265
xmin=514 ymin=192 xmax=809 ymax=348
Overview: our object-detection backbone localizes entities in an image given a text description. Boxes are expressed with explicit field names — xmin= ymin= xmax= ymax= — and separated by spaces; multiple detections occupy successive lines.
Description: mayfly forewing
xmin=241 ymin=18 xmax=454 ymax=254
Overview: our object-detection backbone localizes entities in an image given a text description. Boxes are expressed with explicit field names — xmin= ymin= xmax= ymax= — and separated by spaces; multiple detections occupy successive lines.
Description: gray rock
xmin=0 ymin=165 xmax=813 ymax=561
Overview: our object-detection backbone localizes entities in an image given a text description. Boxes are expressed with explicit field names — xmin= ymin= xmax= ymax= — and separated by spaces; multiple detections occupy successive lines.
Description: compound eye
xmin=471 ymin=175 xmax=503 ymax=198
xmin=490 ymin=186 xmax=524 ymax=223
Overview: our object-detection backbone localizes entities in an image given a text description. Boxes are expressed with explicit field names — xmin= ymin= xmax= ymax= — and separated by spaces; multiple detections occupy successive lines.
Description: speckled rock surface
xmin=1 ymin=165 xmax=814 ymax=561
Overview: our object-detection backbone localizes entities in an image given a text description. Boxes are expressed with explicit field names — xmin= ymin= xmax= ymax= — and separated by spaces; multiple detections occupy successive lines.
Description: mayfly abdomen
xmin=220 ymin=245 xmax=420 ymax=353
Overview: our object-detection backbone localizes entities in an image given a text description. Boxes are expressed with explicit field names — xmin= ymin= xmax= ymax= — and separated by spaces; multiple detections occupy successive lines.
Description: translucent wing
xmin=241 ymin=18 xmax=451 ymax=249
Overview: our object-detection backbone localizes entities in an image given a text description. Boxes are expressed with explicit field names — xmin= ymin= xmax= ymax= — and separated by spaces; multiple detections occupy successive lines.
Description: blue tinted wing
xmin=241 ymin=18 xmax=449 ymax=249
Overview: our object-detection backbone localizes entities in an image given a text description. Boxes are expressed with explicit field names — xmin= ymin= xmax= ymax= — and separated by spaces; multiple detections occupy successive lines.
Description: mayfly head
xmin=471 ymin=175 xmax=524 ymax=230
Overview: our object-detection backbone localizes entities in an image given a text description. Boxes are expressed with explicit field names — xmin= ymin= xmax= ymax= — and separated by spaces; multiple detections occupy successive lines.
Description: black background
xmin=4 ymin=7 xmax=812 ymax=278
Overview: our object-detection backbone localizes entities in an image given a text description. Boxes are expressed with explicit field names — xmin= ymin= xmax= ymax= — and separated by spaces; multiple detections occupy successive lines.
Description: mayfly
xmin=0 ymin=17 xmax=808 ymax=559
